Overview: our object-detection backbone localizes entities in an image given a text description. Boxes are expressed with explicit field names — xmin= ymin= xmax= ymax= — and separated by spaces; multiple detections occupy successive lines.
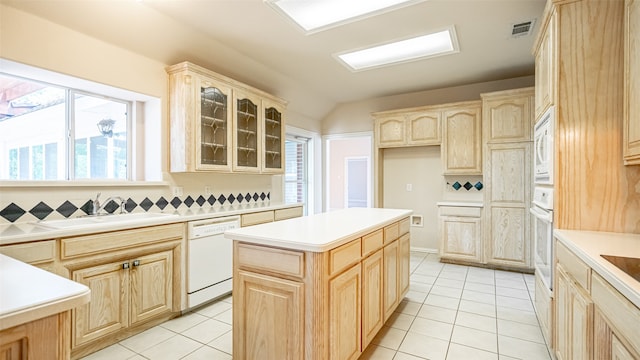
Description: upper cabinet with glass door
xmin=262 ymin=100 xmax=285 ymax=173
xmin=167 ymin=62 xmax=286 ymax=174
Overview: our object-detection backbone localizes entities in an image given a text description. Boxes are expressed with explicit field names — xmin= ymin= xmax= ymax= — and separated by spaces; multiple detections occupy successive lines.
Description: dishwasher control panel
xmin=188 ymin=216 xmax=240 ymax=239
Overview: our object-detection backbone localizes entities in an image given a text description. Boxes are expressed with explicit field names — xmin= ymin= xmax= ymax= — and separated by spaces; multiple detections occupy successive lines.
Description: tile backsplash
xmin=0 ymin=190 xmax=270 ymax=224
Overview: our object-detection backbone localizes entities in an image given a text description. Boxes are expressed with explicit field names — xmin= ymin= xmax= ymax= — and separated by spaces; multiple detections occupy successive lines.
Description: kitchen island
xmin=225 ymin=207 xmax=412 ymax=360
xmin=0 ymin=254 xmax=90 ymax=359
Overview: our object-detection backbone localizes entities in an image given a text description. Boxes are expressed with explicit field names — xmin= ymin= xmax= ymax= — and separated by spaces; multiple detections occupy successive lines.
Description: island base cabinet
xmin=0 ymin=312 xmax=70 ymax=360
xmin=362 ymin=250 xmax=384 ymax=349
xmin=329 ymin=264 xmax=362 ymax=360
xmin=233 ymin=271 xmax=304 ymax=360
xmin=383 ymin=241 xmax=399 ymax=321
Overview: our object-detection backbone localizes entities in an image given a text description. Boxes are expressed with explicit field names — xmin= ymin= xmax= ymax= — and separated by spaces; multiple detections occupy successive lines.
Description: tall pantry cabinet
xmin=481 ymin=88 xmax=534 ymax=271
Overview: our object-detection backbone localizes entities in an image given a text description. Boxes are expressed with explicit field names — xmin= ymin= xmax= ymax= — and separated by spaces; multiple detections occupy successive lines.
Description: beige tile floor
xmin=81 ymin=252 xmax=551 ymax=360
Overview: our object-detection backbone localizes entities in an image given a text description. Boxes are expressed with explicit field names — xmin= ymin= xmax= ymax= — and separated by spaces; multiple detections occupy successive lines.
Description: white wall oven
xmin=530 ymin=187 xmax=554 ymax=290
xmin=533 ymin=106 xmax=554 ymax=185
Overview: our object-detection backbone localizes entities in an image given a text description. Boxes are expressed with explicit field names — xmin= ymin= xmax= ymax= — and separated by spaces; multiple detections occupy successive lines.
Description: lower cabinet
xmin=383 ymin=240 xmax=399 ymax=321
xmin=234 ymin=270 xmax=304 ymax=360
xmin=329 ymin=264 xmax=362 ymax=360
xmin=438 ymin=205 xmax=482 ymax=263
xmin=555 ymin=264 xmax=593 ymax=360
xmin=60 ymin=224 xmax=183 ymax=359
xmin=361 ymin=250 xmax=384 ymax=349
xmin=0 ymin=312 xmax=70 ymax=360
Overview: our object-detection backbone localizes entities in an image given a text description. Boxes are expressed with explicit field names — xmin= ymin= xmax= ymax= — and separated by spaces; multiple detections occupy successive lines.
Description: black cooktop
xmin=601 ymin=255 xmax=640 ymax=282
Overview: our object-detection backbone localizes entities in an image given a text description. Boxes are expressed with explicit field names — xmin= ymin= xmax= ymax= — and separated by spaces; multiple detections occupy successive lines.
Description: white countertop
xmin=225 ymin=207 xmax=412 ymax=252
xmin=0 ymin=202 xmax=303 ymax=245
xmin=0 ymin=254 xmax=90 ymax=331
xmin=554 ymin=229 xmax=640 ymax=309
xmin=436 ymin=201 xmax=484 ymax=207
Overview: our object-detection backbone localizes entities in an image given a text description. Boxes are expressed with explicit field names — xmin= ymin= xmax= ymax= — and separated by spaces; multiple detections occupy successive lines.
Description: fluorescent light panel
xmin=337 ymin=28 xmax=459 ymax=71
xmin=266 ymin=0 xmax=425 ymax=33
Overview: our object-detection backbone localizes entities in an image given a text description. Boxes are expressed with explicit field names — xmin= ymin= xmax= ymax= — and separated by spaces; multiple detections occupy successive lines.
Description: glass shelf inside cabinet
xmin=264 ymin=107 xmax=282 ymax=169
xmin=236 ymin=98 xmax=258 ymax=167
xmin=200 ymin=87 xmax=228 ymax=166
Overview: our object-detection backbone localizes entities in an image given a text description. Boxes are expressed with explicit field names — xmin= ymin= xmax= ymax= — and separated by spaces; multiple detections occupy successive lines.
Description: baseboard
xmin=410 ymin=247 xmax=438 ymax=254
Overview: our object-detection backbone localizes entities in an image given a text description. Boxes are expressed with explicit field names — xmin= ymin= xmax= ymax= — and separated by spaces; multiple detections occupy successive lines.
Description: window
xmin=284 ymin=136 xmax=309 ymax=213
xmin=325 ymin=133 xmax=372 ymax=211
xmin=0 ymin=72 xmax=131 ymax=180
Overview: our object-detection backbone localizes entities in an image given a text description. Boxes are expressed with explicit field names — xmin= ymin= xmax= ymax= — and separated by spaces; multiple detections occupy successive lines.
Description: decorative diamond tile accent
xmin=452 ymin=182 xmax=462 ymax=190
xmin=125 ymin=198 xmax=137 ymax=212
xmin=207 ymin=195 xmax=216 ymax=206
xmin=155 ymin=197 xmax=169 ymax=210
xmin=267 ymin=192 xmax=270 ymax=200
xmin=463 ymin=182 xmax=473 ymax=191
xmin=254 ymin=193 xmax=260 ymax=201
xmin=170 ymin=197 xmax=182 ymax=209
xmin=236 ymin=193 xmax=244 ymax=203
xmin=184 ymin=196 xmax=194 ymax=207
xmin=29 ymin=202 xmax=54 ymax=220
xmin=103 ymin=200 xmax=120 ymax=214
xmin=0 ymin=203 xmax=26 ymax=223
xmin=196 ymin=196 xmax=206 ymax=207
xmin=228 ymin=194 xmax=236 ymax=204
xmin=79 ymin=200 xmax=93 ymax=215
xmin=140 ymin=197 xmax=154 ymax=211
xmin=56 ymin=201 xmax=78 ymax=218
xmin=218 ymin=194 xmax=227 ymax=205
xmin=474 ymin=182 xmax=483 ymax=191
xmin=245 ymin=193 xmax=251 ymax=202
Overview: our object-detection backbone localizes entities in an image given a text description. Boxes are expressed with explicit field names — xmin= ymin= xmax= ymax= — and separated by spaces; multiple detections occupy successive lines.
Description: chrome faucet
xmin=92 ymin=192 xmax=125 ymax=215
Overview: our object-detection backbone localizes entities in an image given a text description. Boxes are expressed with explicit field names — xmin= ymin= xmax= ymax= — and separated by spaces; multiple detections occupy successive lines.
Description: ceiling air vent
xmin=511 ymin=19 xmax=536 ymax=38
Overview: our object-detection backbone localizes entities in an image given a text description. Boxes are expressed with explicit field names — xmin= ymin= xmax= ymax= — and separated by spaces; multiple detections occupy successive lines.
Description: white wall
xmin=383 ymin=146 xmax=443 ymax=251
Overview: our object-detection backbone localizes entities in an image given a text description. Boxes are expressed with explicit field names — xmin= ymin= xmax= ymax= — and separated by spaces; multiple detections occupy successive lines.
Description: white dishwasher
xmin=187 ymin=216 xmax=240 ymax=309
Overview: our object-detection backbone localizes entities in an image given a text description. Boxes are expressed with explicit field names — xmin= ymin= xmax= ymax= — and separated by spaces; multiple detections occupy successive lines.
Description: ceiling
xmin=2 ymin=0 xmax=546 ymax=122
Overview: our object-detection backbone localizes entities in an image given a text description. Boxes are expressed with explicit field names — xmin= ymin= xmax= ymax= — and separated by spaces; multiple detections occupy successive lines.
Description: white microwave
xmin=533 ymin=106 xmax=554 ymax=185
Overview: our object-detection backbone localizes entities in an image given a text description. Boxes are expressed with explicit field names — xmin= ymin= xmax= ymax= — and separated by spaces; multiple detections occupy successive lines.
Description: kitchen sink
xmin=36 ymin=212 xmax=178 ymax=229
xmin=601 ymin=255 xmax=640 ymax=282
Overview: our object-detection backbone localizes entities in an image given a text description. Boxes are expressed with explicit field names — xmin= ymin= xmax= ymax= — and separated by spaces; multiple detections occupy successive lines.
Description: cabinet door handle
xmin=122 ymin=262 xmax=130 ymax=269
xmin=132 ymin=260 xmax=140 ymax=267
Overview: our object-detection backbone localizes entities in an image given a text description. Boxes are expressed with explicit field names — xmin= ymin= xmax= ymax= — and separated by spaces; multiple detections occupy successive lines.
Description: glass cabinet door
xmin=262 ymin=101 xmax=284 ymax=173
xmin=198 ymin=85 xmax=230 ymax=169
xmin=233 ymin=91 xmax=260 ymax=171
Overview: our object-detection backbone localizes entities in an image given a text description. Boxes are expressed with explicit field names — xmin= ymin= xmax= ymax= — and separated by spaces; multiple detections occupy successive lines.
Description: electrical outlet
xmin=204 ymin=186 xmax=212 ymax=195
xmin=172 ymin=186 xmax=183 ymax=197
xmin=406 ymin=183 xmax=413 ymax=192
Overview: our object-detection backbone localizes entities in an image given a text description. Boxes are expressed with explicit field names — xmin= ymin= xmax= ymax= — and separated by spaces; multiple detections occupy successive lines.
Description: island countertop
xmin=0 ymin=254 xmax=90 ymax=331
xmin=224 ymin=207 xmax=412 ymax=252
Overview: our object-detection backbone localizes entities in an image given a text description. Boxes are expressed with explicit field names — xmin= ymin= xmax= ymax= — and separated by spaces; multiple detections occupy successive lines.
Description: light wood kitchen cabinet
xmin=234 ymin=270 xmax=304 ymax=360
xmin=373 ymin=110 xmax=440 ymax=148
xmin=482 ymin=88 xmax=534 ymax=271
xmin=167 ymin=61 xmax=286 ymax=174
xmin=591 ymin=272 xmax=640 ymax=359
xmin=0 ymin=313 xmax=70 ymax=360
xmin=624 ymin=0 xmax=640 ymax=165
xmin=406 ymin=111 xmax=441 ymax=146
xmin=232 ymin=215 xmax=410 ymax=360
xmin=383 ymin=239 xmax=399 ymax=322
xmin=399 ymin=233 xmax=410 ymax=295
xmin=233 ymin=89 xmax=261 ymax=172
xmin=438 ymin=205 xmax=482 ymax=264
xmin=361 ymin=249 xmax=383 ymax=349
xmin=60 ymin=224 xmax=183 ymax=359
xmin=240 ymin=206 xmax=303 ymax=227
xmin=329 ymin=263 xmax=362 ymax=360
xmin=555 ymin=263 xmax=593 ymax=360
xmin=262 ymin=99 xmax=285 ymax=173
xmin=482 ymin=88 xmax=534 ymax=143
xmin=534 ymin=8 xmax=555 ymax=119
xmin=442 ymin=101 xmax=482 ymax=175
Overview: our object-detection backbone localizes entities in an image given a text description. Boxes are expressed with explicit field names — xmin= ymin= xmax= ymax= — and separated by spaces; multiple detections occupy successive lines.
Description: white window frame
xmin=0 ymin=59 xmax=163 ymax=186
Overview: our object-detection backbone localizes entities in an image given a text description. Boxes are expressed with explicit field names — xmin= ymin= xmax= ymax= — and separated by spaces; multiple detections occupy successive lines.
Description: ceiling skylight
xmin=335 ymin=27 xmax=459 ymax=71
xmin=266 ymin=0 xmax=426 ymax=34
